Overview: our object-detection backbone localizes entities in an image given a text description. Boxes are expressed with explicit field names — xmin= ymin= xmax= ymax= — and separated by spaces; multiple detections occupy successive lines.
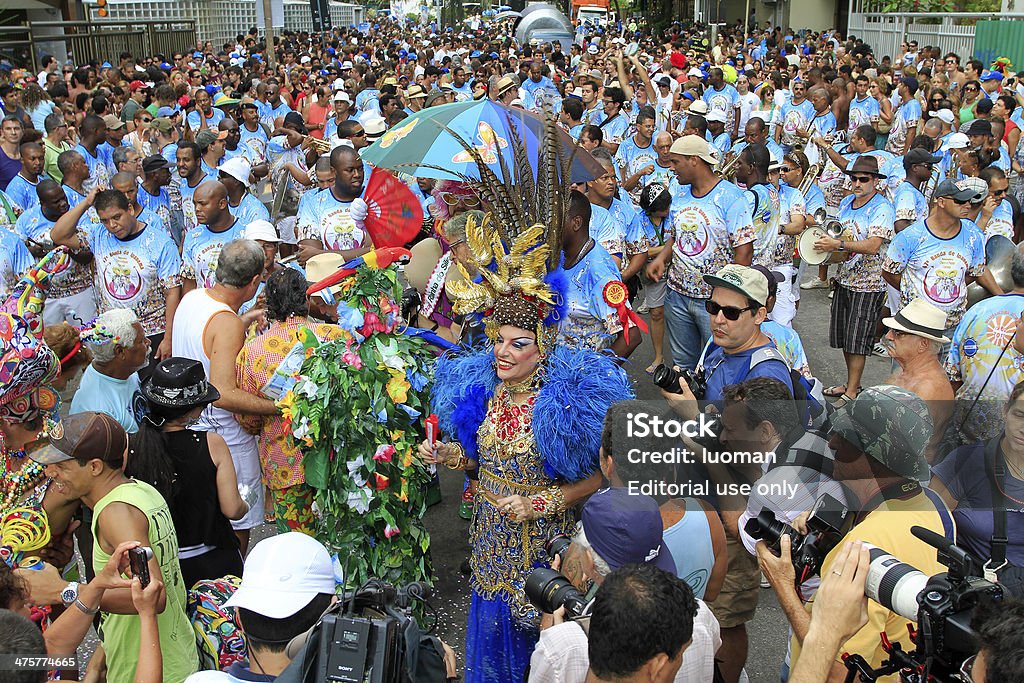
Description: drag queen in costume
xmin=417 ymin=115 xmax=634 ymax=682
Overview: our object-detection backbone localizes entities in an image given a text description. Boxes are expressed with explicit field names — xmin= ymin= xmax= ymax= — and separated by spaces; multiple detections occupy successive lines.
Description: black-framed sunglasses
xmin=850 ymin=175 xmax=876 ymax=184
xmin=780 ymin=166 xmax=796 ymax=172
xmin=705 ymin=300 xmax=758 ymax=320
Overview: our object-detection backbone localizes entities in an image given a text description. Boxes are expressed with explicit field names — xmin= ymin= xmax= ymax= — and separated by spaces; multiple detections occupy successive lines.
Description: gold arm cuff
xmin=444 ymin=442 xmax=470 ymax=470
xmin=529 ymin=486 xmax=567 ymax=518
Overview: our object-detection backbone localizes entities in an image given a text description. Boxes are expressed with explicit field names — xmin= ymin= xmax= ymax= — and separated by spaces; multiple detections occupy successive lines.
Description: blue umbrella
xmin=361 ymin=99 xmax=603 ymax=184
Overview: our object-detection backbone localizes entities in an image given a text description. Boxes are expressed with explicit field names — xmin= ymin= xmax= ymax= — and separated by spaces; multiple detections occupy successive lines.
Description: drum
xmin=798 ymin=227 xmax=830 ymax=266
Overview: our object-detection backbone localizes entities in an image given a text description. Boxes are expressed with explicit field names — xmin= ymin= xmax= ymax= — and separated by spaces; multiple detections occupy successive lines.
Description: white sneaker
xmin=800 ymin=277 xmax=829 ymax=290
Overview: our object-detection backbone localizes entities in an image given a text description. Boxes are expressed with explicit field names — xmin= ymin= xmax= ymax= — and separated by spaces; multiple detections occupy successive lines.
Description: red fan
xmin=362 ymin=168 xmax=425 ymax=248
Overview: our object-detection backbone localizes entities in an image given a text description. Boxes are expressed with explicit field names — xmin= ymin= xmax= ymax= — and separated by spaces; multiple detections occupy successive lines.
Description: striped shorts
xmin=829 ymin=284 xmax=886 ymax=356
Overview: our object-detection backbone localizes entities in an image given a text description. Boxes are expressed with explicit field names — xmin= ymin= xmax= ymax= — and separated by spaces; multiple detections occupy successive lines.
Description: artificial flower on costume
xmin=373 ymin=473 xmax=390 ymax=490
xmin=373 ymin=444 xmax=395 ymax=463
xmin=386 ymin=372 xmax=410 ymax=404
xmin=384 ymin=524 xmax=400 ymax=538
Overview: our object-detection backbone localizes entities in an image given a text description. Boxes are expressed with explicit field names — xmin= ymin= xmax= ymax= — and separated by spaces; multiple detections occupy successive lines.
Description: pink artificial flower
xmin=373 ymin=444 xmax=396 ymax=463
xmin=384 ymin=524 xmax=400 ymax=538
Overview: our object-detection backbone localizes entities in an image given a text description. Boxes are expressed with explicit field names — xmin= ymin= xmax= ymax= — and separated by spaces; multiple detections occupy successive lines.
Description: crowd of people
xmin=2 ymin=11 xmax=1024 ymax=683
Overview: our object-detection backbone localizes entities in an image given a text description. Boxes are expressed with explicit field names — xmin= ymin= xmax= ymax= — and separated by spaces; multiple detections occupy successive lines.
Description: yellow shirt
xmin=790 ymin=490 xmax=953 ymax=682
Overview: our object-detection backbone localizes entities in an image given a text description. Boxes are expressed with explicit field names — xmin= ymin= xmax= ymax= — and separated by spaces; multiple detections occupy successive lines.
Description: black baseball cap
xmin=903 ymin=148 xmax=942 ymax=166
xmin=142 ymin=154 xmax=172 ymax=173
xmin=31 ymin=412 xmax=128 ymax=468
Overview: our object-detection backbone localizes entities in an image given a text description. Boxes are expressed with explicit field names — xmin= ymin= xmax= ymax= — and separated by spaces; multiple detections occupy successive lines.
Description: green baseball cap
xmin=829 ymin=385 xmax=932 ymax=481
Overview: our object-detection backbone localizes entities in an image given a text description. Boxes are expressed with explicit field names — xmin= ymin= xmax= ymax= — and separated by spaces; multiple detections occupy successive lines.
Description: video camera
xmin=844 ymin=527 xmax=1004 ymax=683
xmin=745 ymin=494 xmax=854 ymax=585
xmin=278 ymin=580 xmax=448 ymax=683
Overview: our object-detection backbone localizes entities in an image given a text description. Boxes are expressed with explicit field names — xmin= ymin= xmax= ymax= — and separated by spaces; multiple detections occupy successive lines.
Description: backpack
xmin=187 ymin=575 xmax=249 ymax=671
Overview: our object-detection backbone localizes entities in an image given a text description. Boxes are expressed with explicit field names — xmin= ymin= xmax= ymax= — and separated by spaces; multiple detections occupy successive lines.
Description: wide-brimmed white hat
xmin=883 ymin=298 xmax=950 ymax=343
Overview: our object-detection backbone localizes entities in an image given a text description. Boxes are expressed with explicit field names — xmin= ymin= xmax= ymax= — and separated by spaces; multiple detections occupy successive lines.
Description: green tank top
xmin=959 ymin=103 xmax=976 ymax=124
xmin=91 ymin=480 xmax=199 ymax=683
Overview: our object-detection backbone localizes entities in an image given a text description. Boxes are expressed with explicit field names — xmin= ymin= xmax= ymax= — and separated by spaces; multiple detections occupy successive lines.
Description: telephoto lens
xmin=652 ymin=364 xmax=685 ymax=394
xmin=545 ymin=534 xmax=572 ymax=562
xmin=863 ymin=545 xmax=928 ymax=622
xmin=524 ymin=568 xmax=591 ymax=619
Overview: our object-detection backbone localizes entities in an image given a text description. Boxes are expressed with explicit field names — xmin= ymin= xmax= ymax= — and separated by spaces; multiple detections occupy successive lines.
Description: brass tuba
xmin=966 ymin=235 xmax=1016 ymax=307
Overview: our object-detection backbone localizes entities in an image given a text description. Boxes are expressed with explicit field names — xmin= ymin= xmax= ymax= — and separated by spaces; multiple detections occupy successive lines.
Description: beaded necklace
xmin=1 ymin=459 xmax=45 ymax=513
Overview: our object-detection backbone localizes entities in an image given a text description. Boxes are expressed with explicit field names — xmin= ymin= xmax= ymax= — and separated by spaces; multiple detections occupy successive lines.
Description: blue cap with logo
xmin=582 ymin=488 xmax=676 ymax=573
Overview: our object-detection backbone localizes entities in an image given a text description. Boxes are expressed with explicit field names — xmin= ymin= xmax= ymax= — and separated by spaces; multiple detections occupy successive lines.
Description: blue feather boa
xmin=430 ymin=345 xmax=634 ymax=481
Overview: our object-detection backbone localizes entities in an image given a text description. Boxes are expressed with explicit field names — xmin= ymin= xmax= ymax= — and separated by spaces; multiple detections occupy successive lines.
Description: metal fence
xmin=2 ymin=20 xmax=196 ymax=71
xmin=846 ymin=11 xmax=1024 ymax=60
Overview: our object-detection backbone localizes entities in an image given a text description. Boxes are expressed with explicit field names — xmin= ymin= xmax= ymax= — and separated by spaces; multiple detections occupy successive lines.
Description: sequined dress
xmin=464 ymin=383 xmax=576 ymax=683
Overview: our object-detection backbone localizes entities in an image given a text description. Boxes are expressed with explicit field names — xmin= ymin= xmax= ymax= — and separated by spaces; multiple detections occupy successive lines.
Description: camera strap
xmin=984 ymin=434 xmax=1009 ymax=579
xmin=856 ymin=481 xmax=955 ymax=542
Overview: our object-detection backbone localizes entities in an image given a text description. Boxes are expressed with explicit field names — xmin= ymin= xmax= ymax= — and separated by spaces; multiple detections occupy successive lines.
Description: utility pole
xmin=263 ymin=0 xmax=276 ymax=68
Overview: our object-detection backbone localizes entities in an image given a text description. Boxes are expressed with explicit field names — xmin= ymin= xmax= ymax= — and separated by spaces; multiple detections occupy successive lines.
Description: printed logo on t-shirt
xmin=672 ymin=207 xmax=712 ymax=257
xmin=922 ymin=257 xmax=964 ymax=304
xmin=985 ymin=313 xmax=1018 ymax=348
xmin=102 ymin=251 xmax=144 ymax=301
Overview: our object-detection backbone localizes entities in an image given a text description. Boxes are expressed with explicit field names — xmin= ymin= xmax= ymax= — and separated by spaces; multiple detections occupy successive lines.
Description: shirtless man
xmin=880 ymin=298 xmax=954 ymax=463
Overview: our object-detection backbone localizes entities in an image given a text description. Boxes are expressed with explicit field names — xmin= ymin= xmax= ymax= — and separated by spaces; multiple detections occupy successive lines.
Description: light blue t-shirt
xmin=138 ymin=183 xmax=175 ymax=241
xmin=79 ymin=218 xmax=182 ymax=336
xmin=74 ymin=143 xmax=112 ymax=192
xmin=354 ymin=89 xmax=381 ymax=116
xmin=186 ymin=107 xmax=225 ymax=132
xmin=0 ymin=225 xmax=32 ymax=299
xmin=885 ymin=98 xmax=922 ymax=153
xmin=177 ymin=173 xmax=215 ymax=239
xmin=746 ymin=182 xmax=781 ymax=267
xmin=181 ymin=219 xmax=246 ymax=288
xmin=589 ymin=203 xmax=623 ymax=258
xmin=702 ymin=83 xmax=740 ymax=129
xmin=296 ymin=187 xmax=366 ymax=252
xmin=70 ymin=364 xmax=143 ymax=434
xmin=847 ymin=95 xmax=880 ymax=132
xmin=4 ymin=173 xmax=45 ymax=212
xmin=600 ymin=113 xmax=630 ymax=145
xmin=559 ymin=242 xmax=626 ymax=350
xmin=615 ymin=136 xmax=657 ymax=186
xmin=666 ymin=179 xmax=755 ymax=297
xmin=892 ymin=181 xmax=929 ymax=223
xmin=238 ymin=124 xmax=269 ymax=163
xmin=883 ymin=218 xmax=985 ymax=326
xmin=228 ymin=192 xmax=271 ymax=227
xmin=777 ymin=98 xmax=815 ymax=147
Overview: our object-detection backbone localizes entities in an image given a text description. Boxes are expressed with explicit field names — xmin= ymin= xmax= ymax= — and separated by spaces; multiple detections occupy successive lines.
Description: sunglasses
xmin=351 ymin=130 xmax=366 ymax=137
xmin=850 ymin=175 xmax=876 ymax=184
xmin=705 ymin=300 xmax=758 ymax=320
xmin=949 ymin=197 xmax=970 ymax=205
xmin=993 ymin=188 xmax=1008 ymax=196
xmin=964 ymin=86 xmax=979 ymax=92
xmin=440 ymin=192 xmax=480 ymax=206
xmin=780 ymin=166 xmax=795 ymax=172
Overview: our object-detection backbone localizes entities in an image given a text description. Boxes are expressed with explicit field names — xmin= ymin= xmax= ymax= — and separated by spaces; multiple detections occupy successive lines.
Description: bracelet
xmin=75 ymin=597 xmax=99 ymax=615
xmin=444 ymin=442 xmax=469 ymax=470
xmin=529 ymin=486 xmax=567 ymax=518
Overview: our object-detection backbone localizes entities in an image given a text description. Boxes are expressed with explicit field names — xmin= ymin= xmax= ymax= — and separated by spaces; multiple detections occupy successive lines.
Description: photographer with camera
xmin=757 ymin=386 xmax=954 ymax=682
xmin=671 ymin=264 xmax=794 ymax=404
xmin=527 ymin=488 xmax=721 ymax=683
xmin=931 ymin=380 xmax=1024 ymax=597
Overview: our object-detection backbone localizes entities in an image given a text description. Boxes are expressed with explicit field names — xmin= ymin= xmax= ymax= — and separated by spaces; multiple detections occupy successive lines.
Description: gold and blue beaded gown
xmin=431 ymin=344 xmax=633 ymax=683
xmin=465 ymin=382 xmax=577 ymax=681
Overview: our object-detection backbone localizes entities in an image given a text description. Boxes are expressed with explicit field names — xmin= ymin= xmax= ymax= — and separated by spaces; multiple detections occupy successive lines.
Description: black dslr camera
xmin=745 ymin=494 xmax=853 ymax=584
xmin=652 ymin=364 xmax=707 ymax=400
xmin=523 ymin=534 xmax=592 ymax=620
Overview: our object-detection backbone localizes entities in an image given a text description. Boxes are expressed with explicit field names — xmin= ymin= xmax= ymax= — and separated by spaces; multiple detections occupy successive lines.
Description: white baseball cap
xmin=706 ymin=110 xmax=728 ymax=123
xmin=942 ymin=132 xmax=971 ymax=151
xmin=244 ymin=219 xmax=281 ymax=243
xmin=300 ymin=55 xmax=311 ymax=64
xmin=333 ymin=90 xmax=351 ymax=103
xmin=688 ymin=67 xmax=704 ymax=78
xmin=342 ymin=60 xmax=354 ymax=69
xmin=929 ymin=108 xmax=954 ymax=125
xmin=223 ymin=533 xmax=336 ymax=618
xmin=217 ymin=157 xmax=252 ymax=186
